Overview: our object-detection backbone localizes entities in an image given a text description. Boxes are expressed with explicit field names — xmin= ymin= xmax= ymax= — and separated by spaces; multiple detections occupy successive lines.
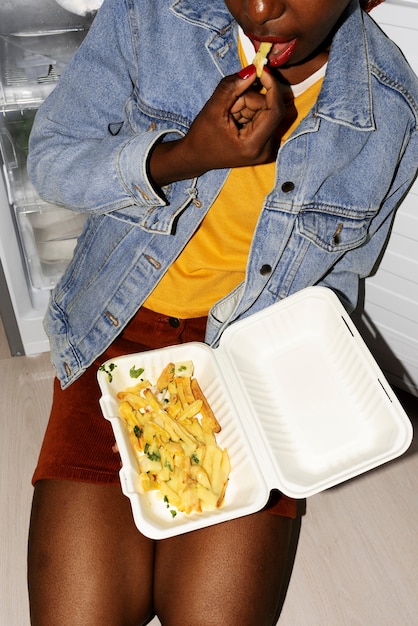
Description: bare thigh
xmin=154 ymin=510 xmax=298 ymax=626
xmin=28 ymin=480 xmax=155 ymax=626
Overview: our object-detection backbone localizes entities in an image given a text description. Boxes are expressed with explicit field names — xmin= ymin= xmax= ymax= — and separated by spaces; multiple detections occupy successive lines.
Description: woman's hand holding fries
xmin=148 ymin=66 xmax=284 ymax=187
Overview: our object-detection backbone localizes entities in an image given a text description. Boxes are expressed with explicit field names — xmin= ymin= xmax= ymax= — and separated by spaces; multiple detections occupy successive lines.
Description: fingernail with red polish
xmin=238 ymin=64 xmax=256 ymax=80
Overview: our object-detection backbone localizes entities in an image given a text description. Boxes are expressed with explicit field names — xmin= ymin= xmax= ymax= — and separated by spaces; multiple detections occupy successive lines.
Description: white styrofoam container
xmin=97 ymin=287 xmax=413 ymax=539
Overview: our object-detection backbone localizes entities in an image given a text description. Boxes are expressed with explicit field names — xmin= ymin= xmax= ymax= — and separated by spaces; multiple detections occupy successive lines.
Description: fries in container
xmin=116 ymin=361 xmax=230 ymax=516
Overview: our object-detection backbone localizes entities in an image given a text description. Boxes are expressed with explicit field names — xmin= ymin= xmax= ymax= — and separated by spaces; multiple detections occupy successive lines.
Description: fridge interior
xmin=0 ymin=26 xmax=92 ymax=294
xmin=0 ymin=0 xmax=95 ymax=354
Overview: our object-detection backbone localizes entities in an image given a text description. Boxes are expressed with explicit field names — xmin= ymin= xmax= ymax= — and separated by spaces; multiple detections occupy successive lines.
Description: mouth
xmin=250 ymin=36 xmax=297 ymax=68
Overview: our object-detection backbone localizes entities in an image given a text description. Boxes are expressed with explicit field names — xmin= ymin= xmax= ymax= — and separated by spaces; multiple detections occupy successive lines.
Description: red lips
xmin=250 ymin=35 xmax=298 ymax=68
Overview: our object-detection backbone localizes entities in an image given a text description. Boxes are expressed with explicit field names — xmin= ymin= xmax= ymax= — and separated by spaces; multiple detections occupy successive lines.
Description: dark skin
xmin=149 ymin=0 xmax=352 ymax=188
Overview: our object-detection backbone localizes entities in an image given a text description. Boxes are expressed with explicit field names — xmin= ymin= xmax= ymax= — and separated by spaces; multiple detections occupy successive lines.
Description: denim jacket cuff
xmin=116 ymin=128 xmax=185 ymax=207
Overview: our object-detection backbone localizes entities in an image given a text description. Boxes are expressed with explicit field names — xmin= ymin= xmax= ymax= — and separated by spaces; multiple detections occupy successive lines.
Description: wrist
xmin=148 ymin=137 xmax=204 ymax=188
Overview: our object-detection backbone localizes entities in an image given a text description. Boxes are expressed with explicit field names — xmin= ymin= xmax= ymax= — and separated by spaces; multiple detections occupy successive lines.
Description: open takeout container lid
xmin=98 ymin=287 xmax=413 ymax=539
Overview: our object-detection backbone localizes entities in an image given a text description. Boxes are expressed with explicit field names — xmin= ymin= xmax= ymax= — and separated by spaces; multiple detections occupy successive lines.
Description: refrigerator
xmin=0 ymin=0 xmax=96 ymax=355
xmin=0 ymin=0 xmax=418 ymax=396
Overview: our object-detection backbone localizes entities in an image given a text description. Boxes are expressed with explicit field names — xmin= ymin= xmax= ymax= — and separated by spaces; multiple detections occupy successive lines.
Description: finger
xmin=215 ymin=65 xmax=257 ymax=111
xmin=237 ymin=63 xmax=257 ymax=83
xmin=259 ymin=69 xmax=284 ymax=112
xmin=230 ymin=89 xmax=265 ymax=115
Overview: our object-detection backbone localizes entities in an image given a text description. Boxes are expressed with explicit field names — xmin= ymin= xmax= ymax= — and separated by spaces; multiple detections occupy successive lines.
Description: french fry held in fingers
xmin=117 ymin=361 xmax=230 ymax=516
xmin=253 ymin=42 xmax=273 ymax=77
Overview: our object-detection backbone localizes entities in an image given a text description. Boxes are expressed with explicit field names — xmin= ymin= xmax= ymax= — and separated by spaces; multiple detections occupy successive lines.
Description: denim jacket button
xmin=260 ymin=264 xmax=272 ymax=275
xmin=168 ymin=316 xmax=181 ymax=328
xmin=281 ymin=181 xmax=295 ymax=193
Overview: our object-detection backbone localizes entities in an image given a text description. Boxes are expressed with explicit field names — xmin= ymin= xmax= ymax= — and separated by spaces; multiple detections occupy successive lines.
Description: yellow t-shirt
xmin=144 ymin=49 xmax=323 ymax=318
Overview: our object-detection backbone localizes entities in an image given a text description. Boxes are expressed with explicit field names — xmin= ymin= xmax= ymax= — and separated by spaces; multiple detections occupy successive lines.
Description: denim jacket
xmin=28 ymin=0 xmax=418 ymax=387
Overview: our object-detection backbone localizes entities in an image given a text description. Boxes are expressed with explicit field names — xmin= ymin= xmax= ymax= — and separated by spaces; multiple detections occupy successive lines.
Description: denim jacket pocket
xmin=296 ymin=205 xmax=374 ymax=253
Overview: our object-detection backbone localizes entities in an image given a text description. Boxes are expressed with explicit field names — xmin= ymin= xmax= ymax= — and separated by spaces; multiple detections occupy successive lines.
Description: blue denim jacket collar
xmin=318 ymin=3 xmax=374 ymax=130
xmin=170 ymin=0 xmax=239 ymax=79
xmin=171 ymin=0 xmax=234 ymax=32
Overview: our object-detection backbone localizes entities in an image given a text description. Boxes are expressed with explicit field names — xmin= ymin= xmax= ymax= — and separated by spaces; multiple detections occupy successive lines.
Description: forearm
xmin=148 ymin=138 xmax=206 ymax=188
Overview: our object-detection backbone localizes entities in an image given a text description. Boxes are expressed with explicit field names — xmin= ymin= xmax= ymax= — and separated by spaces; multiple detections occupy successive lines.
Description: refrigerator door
xmin=0 ymin=109 xmax=87 ymax=293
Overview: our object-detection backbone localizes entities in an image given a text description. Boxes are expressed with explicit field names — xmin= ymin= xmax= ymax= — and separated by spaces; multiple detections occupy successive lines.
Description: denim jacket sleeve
xmin=27 ymin=0 xmax=194 ymax=233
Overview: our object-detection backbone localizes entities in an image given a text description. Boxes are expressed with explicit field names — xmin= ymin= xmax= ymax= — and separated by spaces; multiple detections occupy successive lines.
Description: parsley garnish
xmin=99 ymin=363 xmax=117 ymax=383
xmin=129 ymin=365 xmax=144 ymax=379
xmin=163 ymin=495 xmax=177 ymax=518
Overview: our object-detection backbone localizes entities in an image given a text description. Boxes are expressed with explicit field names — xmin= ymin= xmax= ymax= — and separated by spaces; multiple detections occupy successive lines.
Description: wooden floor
xmin=0 ymin=315 xmax=417 ymax=626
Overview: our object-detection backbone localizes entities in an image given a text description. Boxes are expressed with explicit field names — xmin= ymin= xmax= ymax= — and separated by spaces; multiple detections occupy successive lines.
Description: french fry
xmin=253 ymin=42 xmax=273 ymax=77
xmin=180 ymin=376 xmax=195 ymax=405
xmin=190 ymin=377 xmax=221 ymax=433
xmin=159 ymin=480 xmax=183 ymax=509
xmin=156 ymin=362 xmax=175 ymax=391
xmin=135 ymin=472 xmax=155 ymax=494
xmin=117 ymin=379 xmax=151 ymax=397
xmin=190 ymin=463 xmax=212 ymax=491
xmin=165 ymin=380 xmax=182 ymax=418
xmin=118 ymin=392 xmax=149 ymax=411
xmin=117 ymin=361 xmax=230 ymax=516
xmin=177 ymin=399 xmax=203 ymax=421
xmin=176 ymin=378 xmax=188 ymax=410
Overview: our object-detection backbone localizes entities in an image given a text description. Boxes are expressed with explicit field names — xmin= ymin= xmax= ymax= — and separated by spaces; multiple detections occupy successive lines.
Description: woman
xmin=27 ymin=1 xmax=417 ymax=624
